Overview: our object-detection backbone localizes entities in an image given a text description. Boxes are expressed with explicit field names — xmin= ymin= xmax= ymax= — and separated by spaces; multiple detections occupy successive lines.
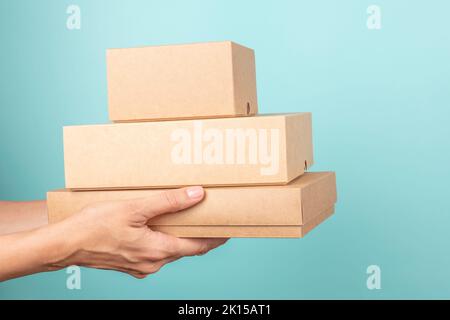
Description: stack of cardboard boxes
xmin=47 ymin=41 xmax=337 ymax=238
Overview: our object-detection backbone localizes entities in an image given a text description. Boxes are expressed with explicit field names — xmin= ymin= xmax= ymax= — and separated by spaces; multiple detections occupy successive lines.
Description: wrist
xmin=0 ymin=221 xmax=83 ymax=281
xmin=36 ymin=221 xmax=83 ymax=271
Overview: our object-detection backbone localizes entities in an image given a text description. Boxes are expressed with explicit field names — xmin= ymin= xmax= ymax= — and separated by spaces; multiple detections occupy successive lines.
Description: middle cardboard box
xmin=64 ymin=113 xmax=313 ymax=190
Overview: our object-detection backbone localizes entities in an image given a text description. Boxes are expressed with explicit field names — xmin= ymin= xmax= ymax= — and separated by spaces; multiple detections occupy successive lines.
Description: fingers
xmin=126 ymin=186 xmax=205 ymax=221
xmin=171 ymin=237 xmax=228 ymax=257
xmin=110 ymin=236 xmax=228 ymax=279
xmin=146 ymin=231 xmax=229 ymax=259
xmin=132 ymin=256 xmax=178 ymax=278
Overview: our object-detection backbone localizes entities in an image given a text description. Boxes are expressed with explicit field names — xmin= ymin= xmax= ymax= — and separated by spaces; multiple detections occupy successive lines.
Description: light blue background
xmin=1 ymin=0 xmax=449 ymax=299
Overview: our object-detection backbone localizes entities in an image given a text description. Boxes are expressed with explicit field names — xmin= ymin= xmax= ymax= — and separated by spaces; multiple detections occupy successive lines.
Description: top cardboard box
xmin=106 ymin=41 xmax=258 ymax=122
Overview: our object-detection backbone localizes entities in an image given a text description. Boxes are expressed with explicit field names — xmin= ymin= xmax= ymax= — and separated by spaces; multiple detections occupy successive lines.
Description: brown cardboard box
xmin=48 ymin=172 xmax=337 ymax=238
xmin=63 ymin=113 xmax=313 ymax=190
xmin=106 ymin=41 xmax=258 ymax=122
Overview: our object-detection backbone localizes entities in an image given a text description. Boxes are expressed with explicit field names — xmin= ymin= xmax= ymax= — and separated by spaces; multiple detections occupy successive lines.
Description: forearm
xmin=0 ymin=222 xmax=77 ymax=282
xmin=0 ymin=187 xmax=226 ymax=281
xmin=0 ymin=201 xmax=48 ymax=235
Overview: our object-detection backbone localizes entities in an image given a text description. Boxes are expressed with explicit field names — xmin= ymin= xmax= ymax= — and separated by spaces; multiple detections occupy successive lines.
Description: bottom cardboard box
xmin=47 ymin=172 xmax=337 ymax=238
xmin=152 ymin=206 xmax=334 ymax=238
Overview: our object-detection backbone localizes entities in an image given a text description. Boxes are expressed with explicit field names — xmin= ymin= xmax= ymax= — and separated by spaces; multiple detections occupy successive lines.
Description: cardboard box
xmin=48 ymin=172 xmax=337 ymax=238
xmin=106 ymin=41 xmax=258 ymax=122
xmin=63 ymin=113 xmax=313 ymax=190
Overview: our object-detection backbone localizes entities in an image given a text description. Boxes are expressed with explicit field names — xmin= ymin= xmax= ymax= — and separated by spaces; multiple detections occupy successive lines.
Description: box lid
xmin=150 ymin=172 xmax=336 ymax=226
xmin=48 ymin=172 xmax=336 ymax=226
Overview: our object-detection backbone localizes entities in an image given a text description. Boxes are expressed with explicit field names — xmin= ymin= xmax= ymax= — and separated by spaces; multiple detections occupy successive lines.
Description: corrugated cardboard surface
xmin=63 ymin=113 xmax=313 ymax=190
xmin=107 ymin=41 xmax=258 ymax=122
xmin=48 ymin=172 xmax=336 ymax=237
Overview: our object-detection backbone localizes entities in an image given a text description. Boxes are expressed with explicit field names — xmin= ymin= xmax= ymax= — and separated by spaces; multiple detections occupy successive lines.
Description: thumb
xmin=128 ymin=186 xmax=205 ymax=221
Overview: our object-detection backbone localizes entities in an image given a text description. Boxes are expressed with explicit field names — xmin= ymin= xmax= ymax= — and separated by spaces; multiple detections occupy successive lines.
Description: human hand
xmin=49 ymin=186 xmax=227 ymax=278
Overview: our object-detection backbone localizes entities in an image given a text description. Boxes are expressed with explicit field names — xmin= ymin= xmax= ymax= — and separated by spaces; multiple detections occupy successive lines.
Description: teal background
xmin=1 ymin=0 xmax=449 ymax=299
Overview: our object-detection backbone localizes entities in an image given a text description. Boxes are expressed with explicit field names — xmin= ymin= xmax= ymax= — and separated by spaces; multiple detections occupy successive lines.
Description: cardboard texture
xmin=151 ymin=206 xmax=334 ymax=238
xmin=107 ymin=41 xmax=258 ymax=122
xmin=47 ymin=172 xmax=336 ymax=238
xmin=63 ymin=113 xmax=313 ymax=190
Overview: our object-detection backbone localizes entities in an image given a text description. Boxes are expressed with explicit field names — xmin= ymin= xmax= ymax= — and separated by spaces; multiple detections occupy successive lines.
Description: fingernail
xmin=186 ymin=186 xmax=204 ymax=199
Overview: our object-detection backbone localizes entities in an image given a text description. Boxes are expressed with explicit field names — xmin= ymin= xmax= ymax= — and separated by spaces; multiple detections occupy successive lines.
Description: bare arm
xmin=0 ymin=187 xmax=227 ymax=282
xmin=0 ymin=221 xmax=73 ymax=280
xmin=0 ymin=201 xmax=48 ymax=235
